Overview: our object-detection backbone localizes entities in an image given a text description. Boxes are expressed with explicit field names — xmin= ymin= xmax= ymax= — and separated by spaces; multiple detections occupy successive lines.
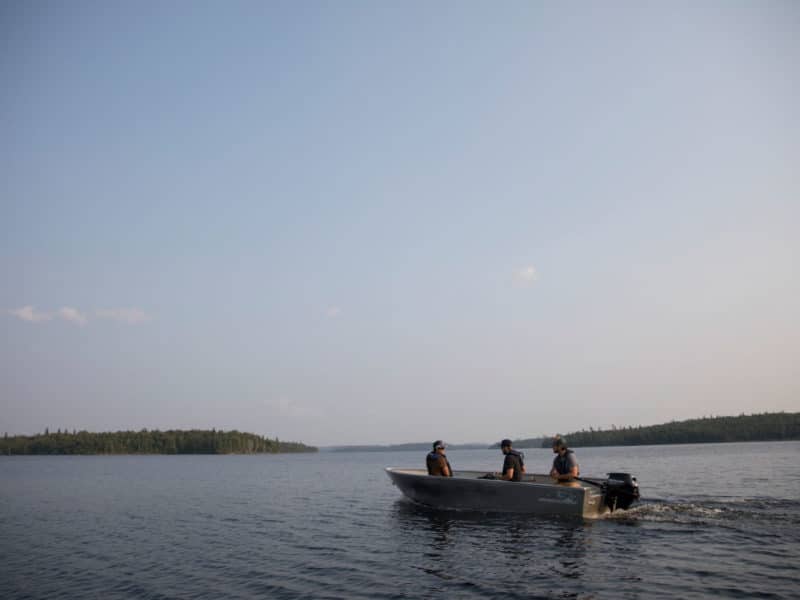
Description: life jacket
xmin=508 ymin=449 xmax=525 ymax=469
xmin=426 ymin=451 xmax=452 ymax=476
xmin=554 ymin=449 xmax=579 ymax=476
xmin=503 ymin=450 xmax=524 ymax=481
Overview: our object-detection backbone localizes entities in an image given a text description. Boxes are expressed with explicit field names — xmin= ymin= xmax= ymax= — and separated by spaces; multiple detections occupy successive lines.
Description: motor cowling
xmin=602 ymin=472 xmax=640 ymax=511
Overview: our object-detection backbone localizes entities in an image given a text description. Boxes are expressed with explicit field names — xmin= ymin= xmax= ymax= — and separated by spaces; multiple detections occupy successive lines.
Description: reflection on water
xmin=391 ymin=501 xmax=456 ymax=582
xmin=553 ymin=525 xmax=587 ymax=580
xmin=386 ymin=493 xmax=666 ymax=599
xmin=390 ymin=498 xmax=602 ymax=595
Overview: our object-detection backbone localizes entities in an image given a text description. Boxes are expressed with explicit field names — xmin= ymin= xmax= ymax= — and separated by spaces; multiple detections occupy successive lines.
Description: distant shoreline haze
xmin=0 ymin=429 xmax=317 ymax=455
xmin=325 ymin=442 xmax=494 ymax=453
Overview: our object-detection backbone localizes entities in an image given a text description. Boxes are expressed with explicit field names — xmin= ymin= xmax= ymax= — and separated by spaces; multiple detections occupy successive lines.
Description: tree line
xmin=538 ymin=412 xmax=800 ymax=448
xmin=0 ymin=429 xmax=317 ymax=455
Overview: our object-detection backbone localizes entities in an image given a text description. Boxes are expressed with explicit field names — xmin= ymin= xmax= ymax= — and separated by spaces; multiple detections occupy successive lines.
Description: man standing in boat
xmin=498 ymin=439 xmax=525 ymax=481
xmin=426 ymin=440 xmax=452 ymax=477
xmin=550 ymin=437 xmax=580 ymax=484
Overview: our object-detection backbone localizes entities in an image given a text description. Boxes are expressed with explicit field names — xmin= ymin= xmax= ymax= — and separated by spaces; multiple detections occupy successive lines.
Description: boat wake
xmin=609 ymin=500 xmax=725 ymax=525
xmin=606 ymin=496 xmax=800 ymax=529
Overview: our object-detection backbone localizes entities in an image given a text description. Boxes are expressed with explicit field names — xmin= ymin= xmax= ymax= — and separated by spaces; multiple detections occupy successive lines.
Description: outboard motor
xmin=602 ymin=473 xmax=640 ymax=511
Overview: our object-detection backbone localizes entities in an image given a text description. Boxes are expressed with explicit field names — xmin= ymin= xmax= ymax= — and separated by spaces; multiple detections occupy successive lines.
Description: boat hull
xmin=386 ymin=468 xmax=611 ymax=518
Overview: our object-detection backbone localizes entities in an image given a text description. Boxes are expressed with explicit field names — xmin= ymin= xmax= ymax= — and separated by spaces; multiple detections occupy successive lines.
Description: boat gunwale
xmin=385 ymin=466 xmax=603 ymax=494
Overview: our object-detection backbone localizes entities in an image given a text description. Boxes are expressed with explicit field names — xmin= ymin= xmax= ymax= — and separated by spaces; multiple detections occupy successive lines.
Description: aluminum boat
xmin=385 ymin=468 xmax=639 ymax=518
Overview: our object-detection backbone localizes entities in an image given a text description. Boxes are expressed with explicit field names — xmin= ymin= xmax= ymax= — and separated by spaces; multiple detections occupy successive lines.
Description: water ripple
xmin=2 ymin=448 xmax=800 ymax=599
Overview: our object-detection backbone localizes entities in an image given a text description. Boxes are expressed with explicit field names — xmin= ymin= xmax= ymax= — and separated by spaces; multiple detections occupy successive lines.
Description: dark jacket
xmin=502 ymin=450 xmax=524 ymax=482
xmin=426 ymin=451 xmax=452 ymax=476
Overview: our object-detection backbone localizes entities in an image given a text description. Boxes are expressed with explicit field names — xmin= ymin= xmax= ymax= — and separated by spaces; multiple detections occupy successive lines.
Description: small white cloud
xmin=514 ymin=265 xmax=539 ymax=286
xmin=57 ymin=307 xmax=88 ymax=326
xmin=325 ymin=306 xmax=342 ymax=318
xmin=95 ymin=308 xmax=150 ymax=324
xmin=7 ymin=306 xmax=52 ymax=323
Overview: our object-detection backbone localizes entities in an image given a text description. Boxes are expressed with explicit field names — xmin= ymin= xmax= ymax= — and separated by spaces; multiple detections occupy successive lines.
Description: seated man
xmin=550 ymin=437 xmax=579 ymax=483
xmin=426 ymin=440 xmax=452 ymax=476
xmin=498 ymin=438 xmax=524 ymax=481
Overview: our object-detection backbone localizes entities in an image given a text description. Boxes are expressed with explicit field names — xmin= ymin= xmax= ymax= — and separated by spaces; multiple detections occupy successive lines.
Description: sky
xmin=1 ymin=1 xmax=798 ymax=446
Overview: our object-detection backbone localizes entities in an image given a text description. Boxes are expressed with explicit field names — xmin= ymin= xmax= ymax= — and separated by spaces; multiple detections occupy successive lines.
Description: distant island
xmin=0 ymin=429 xmax=317 ymax=455
xmin=507 ymin=412 xmax=799 ymax=449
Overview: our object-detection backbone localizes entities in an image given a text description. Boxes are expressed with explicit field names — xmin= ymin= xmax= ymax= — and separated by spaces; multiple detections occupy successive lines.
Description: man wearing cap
xmin=426 ymin=440 xmax=452 ymax=477
xmin=550 ymin=436 xmax=580 ymax=483
xmin=497 ymin=439 xmax=525 ymax=482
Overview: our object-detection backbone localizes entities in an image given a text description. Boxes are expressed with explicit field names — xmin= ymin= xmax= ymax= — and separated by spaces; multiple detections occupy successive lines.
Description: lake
xmin=1 ymin=441 xmax=798 ymax=599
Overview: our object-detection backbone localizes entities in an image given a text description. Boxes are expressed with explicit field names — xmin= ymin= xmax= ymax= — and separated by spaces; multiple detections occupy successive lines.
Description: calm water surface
xmin=1 ymin=442 xmax=799 ymax=599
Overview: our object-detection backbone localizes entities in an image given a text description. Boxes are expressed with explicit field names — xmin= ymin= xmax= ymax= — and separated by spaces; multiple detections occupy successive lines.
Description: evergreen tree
xmin=0 ymin=429 xmax=318 ymax=455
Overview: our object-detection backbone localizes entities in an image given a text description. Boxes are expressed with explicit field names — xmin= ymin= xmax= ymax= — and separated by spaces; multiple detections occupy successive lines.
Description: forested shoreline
xmin=0 ymin=429 xmax=317 ymax=455
xmin=3 ymin=413 xmax=797 ymax=455
xmin=533 ymin=412 xmax=800 ymax=448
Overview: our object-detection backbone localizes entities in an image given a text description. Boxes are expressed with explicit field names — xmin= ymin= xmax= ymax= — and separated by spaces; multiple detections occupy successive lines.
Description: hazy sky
xmin=2 ymin=1 xmax=798 ymax=446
